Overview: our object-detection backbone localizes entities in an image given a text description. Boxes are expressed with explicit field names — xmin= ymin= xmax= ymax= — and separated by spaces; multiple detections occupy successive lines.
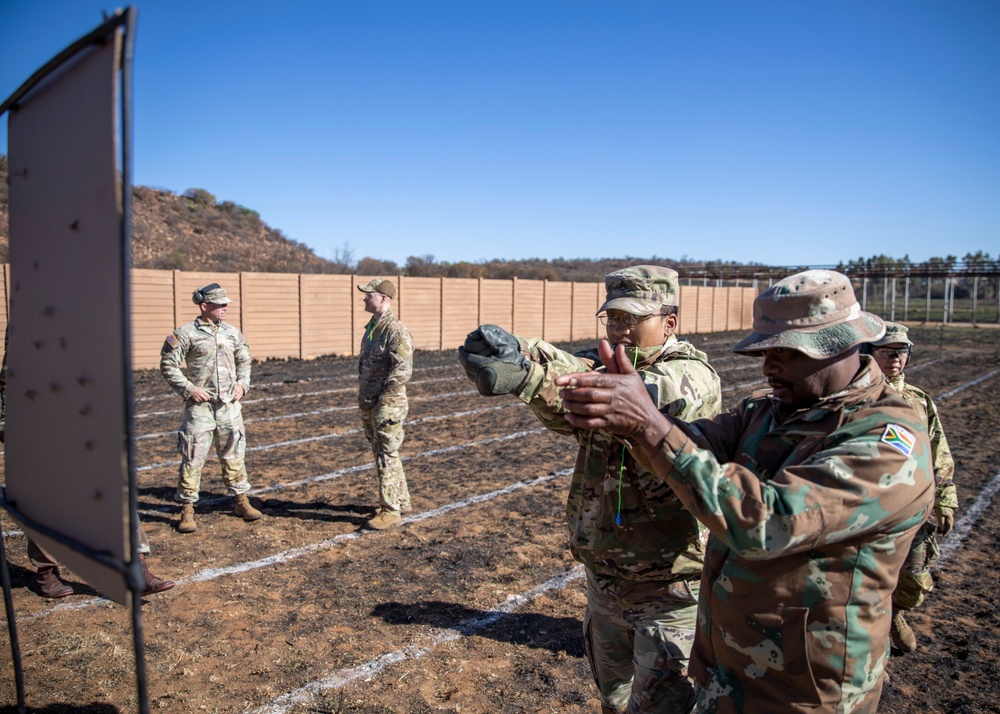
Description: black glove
xmin=457 ymin=325 xmax=530 ymax=397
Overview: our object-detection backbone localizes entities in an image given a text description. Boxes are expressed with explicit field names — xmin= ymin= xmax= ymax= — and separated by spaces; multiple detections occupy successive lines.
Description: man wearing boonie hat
xmin=357 ymin=279 xmax=413 ymax=530
xmin=549 ymin=269 xmax=935 ymax=714
xmin=161 ymin=283 xmax=263 ymax=533
xmin=867 ymin=322 xmax=958 ymax=655
xmin=458 ymin=266 xmax=722 ymax=713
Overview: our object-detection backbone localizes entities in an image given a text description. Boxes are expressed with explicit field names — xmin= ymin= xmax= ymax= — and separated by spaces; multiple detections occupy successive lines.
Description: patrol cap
xmin=732 ymin=270 xmax=885 ymax=359
xmin=192 ymin=283 xmax=232 ymax=305
xmin=597 ymin=265 xmax=680 ymax=316
xmin=357 ymin=278 xmax=396 ymax=299
xmin=870 ymin=321 xmax=913 ymax=347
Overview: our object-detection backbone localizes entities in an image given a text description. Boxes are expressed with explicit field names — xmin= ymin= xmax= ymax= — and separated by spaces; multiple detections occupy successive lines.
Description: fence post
xmin=511 ymin=276 xmax=518 ymax=334
xmin=439 ymin=276 xmax=445 ymax=351
xmin=298 ymin=274 xmax=305 ymax=359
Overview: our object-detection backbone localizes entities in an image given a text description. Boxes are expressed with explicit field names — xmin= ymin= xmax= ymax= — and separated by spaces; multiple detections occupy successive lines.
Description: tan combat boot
xmin=890 ymin=610 xmax=917 ymax=653
xmin=139 ymin=555 xmax=175 ymax=596
xmin=177 ymin=502 xmax=197 ymax=533
xmin=36 ymin=566 xmax=73 ymax=598
xmin=233 ymin=493 xmax=262 ymax=521
xmin=367 ymin=510 xmax=401 ymax=530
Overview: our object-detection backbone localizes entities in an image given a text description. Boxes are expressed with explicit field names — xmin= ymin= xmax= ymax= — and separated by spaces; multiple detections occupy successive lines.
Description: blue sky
xmin=2 ymin=1 xmax=998 ymax=268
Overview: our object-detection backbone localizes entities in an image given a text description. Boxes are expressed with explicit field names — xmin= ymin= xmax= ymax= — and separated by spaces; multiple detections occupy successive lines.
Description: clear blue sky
xmin=2 ymin=1 xmax=998 ymax=268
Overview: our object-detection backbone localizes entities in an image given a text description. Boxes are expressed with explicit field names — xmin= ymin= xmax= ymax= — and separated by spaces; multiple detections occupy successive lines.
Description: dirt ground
xmin=1 ymin=324 xmax=999 ymax=714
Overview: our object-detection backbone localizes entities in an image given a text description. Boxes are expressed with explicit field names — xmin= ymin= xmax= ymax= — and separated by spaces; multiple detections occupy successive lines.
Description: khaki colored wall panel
xmin=479 ymin=279 xmax=513 ymax=332
xmin=130 ymin=269 xmax=176 ymax=369
xmin=678 ymin=286 xmax=698 ymax=335
xmin=301 ymin=274 xmax=354 ymax=358
xmin=513 ymin=279 xmax=545 ymax=338
xmin=712 ymin=288 xmax=728 ymax=332
xmin=543 ymin=282 xmax=573 ymax=342
xmin=696 ymin=287 xmax=714 ymax=335
xmin=399 ymin=277 xmax=443 ymax=351
xmin=742 ymin=287 xmax=757 ymax=330
xmin=442 ymin=278 xmax=480 ymax=348
xmin=571 ymin=282 xmax=600 ymax=342
xmin=726 ymin=288 xmax=743 ymax=332
xmin=241 ymin=272 xmax=300 ymax=359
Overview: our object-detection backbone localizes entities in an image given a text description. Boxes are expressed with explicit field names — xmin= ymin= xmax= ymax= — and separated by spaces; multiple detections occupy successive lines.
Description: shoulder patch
xmin=166 ymin=334 xmax=178 ymax=348
xmin=881 ymin=423 xmax=916 ymax=456
xmin=161 ymin=333 xmax=179 ymax=356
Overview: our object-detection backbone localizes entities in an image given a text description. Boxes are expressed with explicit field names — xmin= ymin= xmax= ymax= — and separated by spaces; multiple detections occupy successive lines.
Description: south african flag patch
xmin=881 ymin=423 xmax=916 ymax=456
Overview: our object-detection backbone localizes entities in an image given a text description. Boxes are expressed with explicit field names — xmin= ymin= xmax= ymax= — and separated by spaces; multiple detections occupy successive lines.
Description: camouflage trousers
xmin=360 ymin=401 xmax=411 ymax=514
xmin=893 ymin=521 xmax=940 ymax=611
xmin=584 ymin=570 xmax=699 ymax=714
xmin=175 ymin=400 xmax=250 ymax=503
xmin=29 ymin=526 xmax=152 ymax=568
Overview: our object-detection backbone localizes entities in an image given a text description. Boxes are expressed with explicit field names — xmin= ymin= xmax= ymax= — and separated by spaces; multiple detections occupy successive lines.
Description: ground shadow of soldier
xmin=254 ymin=496 xmax=374 ymax=526
xmin=372 ymin=601 xmax=585 ymax=657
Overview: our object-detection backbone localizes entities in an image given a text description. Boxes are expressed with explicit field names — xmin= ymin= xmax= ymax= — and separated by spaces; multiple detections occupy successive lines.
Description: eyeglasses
xmin=598 ymin=312 xmax=663 ymax=327
xmin=872 ymin=346 xmax=911 ymax=359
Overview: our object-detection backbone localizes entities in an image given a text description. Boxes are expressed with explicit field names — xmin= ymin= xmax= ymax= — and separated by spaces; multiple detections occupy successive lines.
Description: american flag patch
xmin=166 ymin=334 xmax=178 ymax=348
xmin=881 ymin=424 xmax=916 ymax=456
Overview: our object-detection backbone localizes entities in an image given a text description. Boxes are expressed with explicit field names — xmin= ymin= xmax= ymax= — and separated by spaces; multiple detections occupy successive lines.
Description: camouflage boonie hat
xmin=357 ymin=279 xmax=396 ymax=299
xmin=192 ymin=283 xmax=232 ymax=305
xmin=870 ymin=321 xmax=913 ymax=347
xmin=732 ymin=270 xmax=885 ymax=359
xmin=597 ymin=265 xmax=680 ymax=315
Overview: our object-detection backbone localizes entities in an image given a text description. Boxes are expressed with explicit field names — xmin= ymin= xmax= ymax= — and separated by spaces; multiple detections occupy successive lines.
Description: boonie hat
xmin=357 ymin=279 xmax=396 ymax=299
xmin=193 ymin=283 xmax=232 ymax=305
xmin=732 ymin=270 xmax=885 ymax=359
xmin=597 ymin=265 xmax=680 ymax=315
xmin=870 ymin=321 xmax=913 ymax=347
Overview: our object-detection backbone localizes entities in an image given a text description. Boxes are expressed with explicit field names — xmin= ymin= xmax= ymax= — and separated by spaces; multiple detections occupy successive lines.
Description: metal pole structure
xmin=926 ymin=275 xmax=932 ymax=323
xmin=904 ymin=276 xmax=910 ymax=322
xmin=972 ymin=276 xmax=979 ymax=326
xmin=942 ymin=277 xmax=949 ymax=324
xmin=881 ymin=272 xmax=888 ymax=317
xmin=890 ymin=277 xmax=897 ymax=321
xmin=862 ymin=276 xmax=868 ymax=310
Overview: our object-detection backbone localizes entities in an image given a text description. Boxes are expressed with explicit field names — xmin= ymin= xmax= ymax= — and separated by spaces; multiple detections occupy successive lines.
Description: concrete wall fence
xmin=0 ymin=267 xmax=757 ymax=370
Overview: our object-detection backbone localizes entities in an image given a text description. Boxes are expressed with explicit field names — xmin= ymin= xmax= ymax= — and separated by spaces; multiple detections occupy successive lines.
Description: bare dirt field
xmin=1 ymin=324 xmax=999 ymax=714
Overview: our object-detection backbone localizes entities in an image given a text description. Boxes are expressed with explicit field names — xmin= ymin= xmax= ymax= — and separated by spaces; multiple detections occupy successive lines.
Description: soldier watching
xmin=459 ymin=266 xmax=721 ymax=714
xmin=550 ymin=270 xmax=934 ymax=714
xmin=867 ymin=322 xmax=958 ymax=654
xmin=160 ymin=283 xmax=262 ymax=533
xmin=357 ymin=279 xmax=413 ymax=530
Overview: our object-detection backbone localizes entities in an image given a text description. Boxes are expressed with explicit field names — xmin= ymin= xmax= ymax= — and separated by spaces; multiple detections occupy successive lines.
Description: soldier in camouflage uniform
xmin=357 ymin=279 xmax=413 ymax=530
xmin=160 ymin=283 xmax=262 ymax=533
xmin=551 ymin=270 xmax=935 ymax=714
xmin=459 ymin=266 xmax=722 ymax=714
xmin=867 ymin=322 xmax=957 ymax=654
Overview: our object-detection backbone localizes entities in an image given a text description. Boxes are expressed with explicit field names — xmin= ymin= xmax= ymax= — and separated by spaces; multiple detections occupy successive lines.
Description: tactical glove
xmin=457 ymin=325 xmax=530 ymax=397
xmin=935 ymin=508 xmax=955 ymax=536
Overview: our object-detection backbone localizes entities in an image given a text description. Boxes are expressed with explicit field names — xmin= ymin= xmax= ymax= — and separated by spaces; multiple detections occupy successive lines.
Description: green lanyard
xmin=615 ymin=347 xmax=640 ymax=527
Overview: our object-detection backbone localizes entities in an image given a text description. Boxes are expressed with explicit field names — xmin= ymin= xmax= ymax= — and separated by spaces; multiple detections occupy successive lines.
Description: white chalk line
xmin=936 ymin=468 xmax=1000 ymax=567
xmin=136 ymin=389 xmax=481 ymax=441
xmin=247 ymin=563 xmax=586 ymax=714
xmin=137 ymin=402 xmax=517 ymax=472
xmin=23 ymin=468 xmax=570 ymax=620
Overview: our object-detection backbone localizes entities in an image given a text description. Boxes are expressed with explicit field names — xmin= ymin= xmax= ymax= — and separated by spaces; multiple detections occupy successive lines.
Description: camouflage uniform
xmin=627 ymin=272 xmax=935 ymax=713
xmin=870 ymin=324 xmax=958 ymax=621
xmin=358 ymin=302 xmax=413 ymax=515
xmin=512 ymin=267 xmax=722 ymax=714
xmin=160 ymin=313 xmax=253 ymax=503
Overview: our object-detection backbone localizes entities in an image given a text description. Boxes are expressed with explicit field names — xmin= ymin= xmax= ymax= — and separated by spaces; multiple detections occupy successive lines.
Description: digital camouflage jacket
xmin=639 ymin=356 xmax=934 ymax=714
xmin=887 ymin=372 xmax=958 ymax=516
xmin=516 ymin=335 xmax=722 ymax=582
xmin=358 ymin=307 xmax=413 ymax=409
xmin=160 ymin=317 xmax=251 ymax=402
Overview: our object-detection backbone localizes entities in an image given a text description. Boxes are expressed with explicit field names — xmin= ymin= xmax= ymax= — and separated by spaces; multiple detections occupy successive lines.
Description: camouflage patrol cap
xmin=597 ymin=265 xmax=680 ymax=315
xmin=870 ymin=321 xmax=913 ymax=347
xmin=357 ymin=278 xmax=396 ymax=299
xmin=732 ymin=270 xmax=885 ymax=359
xmin=192 ymin=283 xmax=232 ymax=305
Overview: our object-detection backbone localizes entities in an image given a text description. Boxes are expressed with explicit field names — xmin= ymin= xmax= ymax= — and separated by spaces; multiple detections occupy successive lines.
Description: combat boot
xmin=890 ymin=610 xmax=917 ymax=654
xmin=36 ymin=566 xmax=73 ymax=598
xmin=177 ymin=503 xmax=197 ymax=533
xmin=139 ymin=555 xmax=175 ymax=596
xmin=233 ymin=493 xmax=262 ymax=521
xmin=367 ymin=511 xmax=401 ymax=530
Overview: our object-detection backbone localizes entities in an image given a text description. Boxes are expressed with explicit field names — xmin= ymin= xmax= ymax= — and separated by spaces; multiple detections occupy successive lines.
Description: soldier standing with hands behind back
xmin=357 ymin=279 xmax=413 ymax=530
xmin=160 ymin=283 xmax=262 ymax=534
